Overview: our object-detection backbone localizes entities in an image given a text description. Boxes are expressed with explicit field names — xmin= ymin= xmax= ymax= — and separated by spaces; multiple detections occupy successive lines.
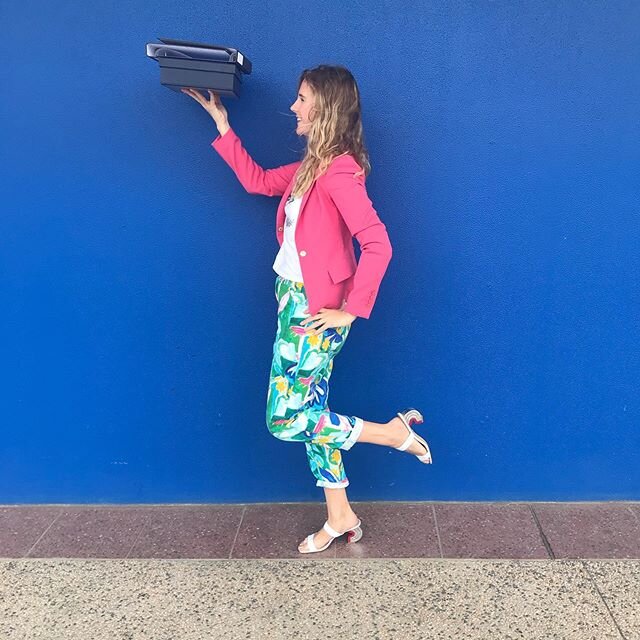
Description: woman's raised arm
xmin=211 ymin=127 xmax=301 ymax=196
xmin=182 ymin=88 xmax=300 ymax=196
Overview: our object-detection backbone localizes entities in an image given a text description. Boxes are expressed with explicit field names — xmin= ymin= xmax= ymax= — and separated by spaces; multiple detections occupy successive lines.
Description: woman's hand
xmin=300 ymin=308 xmax=357 ymax=335
xmin=181 ymin=88 xmax=229 ymax=133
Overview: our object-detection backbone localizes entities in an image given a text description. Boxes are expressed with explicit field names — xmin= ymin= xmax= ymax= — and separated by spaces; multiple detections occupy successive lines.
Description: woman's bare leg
xmin=358 ymin=417 xmax=429 ymax=455
xmin=298 ymin=486 xmax=359 ymax=552
xmin=297 ymin=416 xmax=428 ymax=552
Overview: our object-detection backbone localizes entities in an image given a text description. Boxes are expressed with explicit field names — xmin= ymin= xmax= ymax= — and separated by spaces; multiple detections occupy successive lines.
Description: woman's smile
xmin=291 ymin=80 xmax=314 ymax=134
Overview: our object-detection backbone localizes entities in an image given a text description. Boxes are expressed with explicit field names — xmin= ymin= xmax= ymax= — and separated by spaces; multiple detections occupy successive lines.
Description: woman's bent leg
xmin=266 ymin=276 xmax=363 ymax=487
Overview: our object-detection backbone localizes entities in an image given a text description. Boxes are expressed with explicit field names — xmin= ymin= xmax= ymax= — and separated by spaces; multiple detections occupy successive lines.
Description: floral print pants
xmin=265 ymin=275 xmax=364 ymax=488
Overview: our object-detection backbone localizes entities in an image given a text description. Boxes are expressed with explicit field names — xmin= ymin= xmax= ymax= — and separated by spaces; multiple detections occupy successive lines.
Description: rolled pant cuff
xmin=316 ymin=479 xmax=350 ymax=489
xmin=339 ymin=416 xmax=364 ymax=451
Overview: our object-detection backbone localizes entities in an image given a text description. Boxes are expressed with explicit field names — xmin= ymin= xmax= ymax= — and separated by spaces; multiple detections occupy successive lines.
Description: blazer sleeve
xmin=211 ymin=127 xmax=301 ymax=196
xmin=325 ymin=164 xmax=393 ymax=319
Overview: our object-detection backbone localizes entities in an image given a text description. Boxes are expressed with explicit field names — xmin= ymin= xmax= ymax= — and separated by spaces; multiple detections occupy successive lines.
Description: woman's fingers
xmin=182 ymin=87 xmax=207 ymax=105
xmin=304 ymin=320 xmax=328 ymax=335
xmin=181 ymin=88 xmax=199 ymax=102
xmin=207 ymin=91 xmax=220 ymax=109
xmin=182 ymin=88 xmax=226 ymax=116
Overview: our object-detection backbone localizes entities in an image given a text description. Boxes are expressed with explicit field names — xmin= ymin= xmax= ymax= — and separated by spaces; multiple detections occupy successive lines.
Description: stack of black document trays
xmin=146 ymin=38 xmax=252 ymax=97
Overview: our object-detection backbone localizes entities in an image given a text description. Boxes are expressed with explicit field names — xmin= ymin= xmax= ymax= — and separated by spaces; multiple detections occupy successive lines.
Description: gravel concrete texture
xmin=1 ymin=558 xmax=637 ymax=640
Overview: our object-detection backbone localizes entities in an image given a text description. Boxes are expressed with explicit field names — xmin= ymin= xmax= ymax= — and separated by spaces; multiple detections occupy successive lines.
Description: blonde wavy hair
xmin=290 ymin=65 xmax=371 ymax=198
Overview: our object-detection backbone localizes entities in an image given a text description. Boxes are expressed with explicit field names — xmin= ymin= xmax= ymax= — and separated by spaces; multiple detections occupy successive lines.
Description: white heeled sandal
xmin=395 ymin=408 xmax=433 ymax=463
xmin=299 ymin=518 xmax=363 ymax=553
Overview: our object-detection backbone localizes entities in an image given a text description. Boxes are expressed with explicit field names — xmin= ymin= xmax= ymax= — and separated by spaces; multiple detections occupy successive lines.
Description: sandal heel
xmin=346 ymin=525 xmax=363 ymax=544
xmin=398 ymin=408 xmax=424 ymax=427
xmin=396 ymin=407 xmax=433 ymax=464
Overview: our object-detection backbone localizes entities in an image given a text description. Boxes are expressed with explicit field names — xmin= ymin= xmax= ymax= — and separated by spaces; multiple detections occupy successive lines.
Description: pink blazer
xmin=211 ymin=127 xmax=393 ymax=319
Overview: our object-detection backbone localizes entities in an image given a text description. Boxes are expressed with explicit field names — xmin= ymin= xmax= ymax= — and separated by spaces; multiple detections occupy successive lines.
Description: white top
xmin=272 ymin=195 xmax=304 ymax=283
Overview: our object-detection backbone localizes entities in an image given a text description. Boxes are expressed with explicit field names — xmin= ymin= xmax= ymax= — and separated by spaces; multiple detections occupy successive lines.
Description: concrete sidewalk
xmin=2 ymin=557 xmax=639 ymax=639
xmin=2 ymin=503 xmax=639 ymax=639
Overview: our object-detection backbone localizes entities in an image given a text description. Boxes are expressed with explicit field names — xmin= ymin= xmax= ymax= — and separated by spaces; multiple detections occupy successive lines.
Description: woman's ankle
xmin=328 ymin=507 xmax=358 ymax=524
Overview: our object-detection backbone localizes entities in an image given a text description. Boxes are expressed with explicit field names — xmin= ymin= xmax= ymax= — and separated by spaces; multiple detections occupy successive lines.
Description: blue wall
xmin=2 ymin=1 xmax=638 ymax=503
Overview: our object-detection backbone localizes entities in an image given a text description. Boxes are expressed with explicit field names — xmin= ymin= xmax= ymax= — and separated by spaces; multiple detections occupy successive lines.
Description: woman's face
xmin=290 ymin=80 xmax=315 ymax=136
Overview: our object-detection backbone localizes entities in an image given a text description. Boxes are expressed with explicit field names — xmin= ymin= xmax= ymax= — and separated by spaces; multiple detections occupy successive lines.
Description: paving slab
xmin=533 ymin=503 xmax=640 ymax=558
xmin=434 ymin=503 xmax=548 ymax=558
xmin=0 ymin=507 xmax=61 ymax=557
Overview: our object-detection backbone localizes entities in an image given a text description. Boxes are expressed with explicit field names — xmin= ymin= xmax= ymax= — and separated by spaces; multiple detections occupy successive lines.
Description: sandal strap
xmin=413 ymin=432 xmax=432 ymax=462
xmin=396 ymin=431 xmax=415 ymax=451
xmin=306 ymin=533 xmax=317 ymax=552
xmin=323 ymin=521 xmax=342 ymax=538
xmin=395 ymin=412 xmax=415 ymax=451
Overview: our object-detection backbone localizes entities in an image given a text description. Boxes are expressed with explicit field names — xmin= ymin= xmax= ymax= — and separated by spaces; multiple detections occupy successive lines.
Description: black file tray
xmin=146 ymin=38 xmax=252 ymax=98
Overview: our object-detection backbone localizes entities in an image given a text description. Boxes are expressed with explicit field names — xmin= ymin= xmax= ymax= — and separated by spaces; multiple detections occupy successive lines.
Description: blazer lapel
xmin=278 ymin=177 xmax=316 ymax=228
xmin=297 ymin=180 xmax=315 ymax=221
xmin=277 ymin=180 xmax=294 ymax=226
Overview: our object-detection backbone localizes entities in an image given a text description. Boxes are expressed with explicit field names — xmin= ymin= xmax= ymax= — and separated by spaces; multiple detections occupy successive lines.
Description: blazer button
xmin=299 ymin=250 xmax=306 ymax=257
xmin=278 ymin=226 xmax=283 ymax=231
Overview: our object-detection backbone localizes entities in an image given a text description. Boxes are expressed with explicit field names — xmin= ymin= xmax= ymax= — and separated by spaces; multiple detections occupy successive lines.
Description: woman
xmin=182 ymin=65 xmax=432 ymax=554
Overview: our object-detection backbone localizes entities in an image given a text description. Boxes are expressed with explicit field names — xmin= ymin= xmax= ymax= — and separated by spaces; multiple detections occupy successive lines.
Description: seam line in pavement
xmin=529 ymin=504 xmax=555 ymax=559
xmin=125 ymin=512 xmax=149 ymax=559
xmin=24 ymin=509 xmax=63 ymax=557
xmin=229 ymin=505 xmax=246 ymax=558
xmin=431 ymin=504 xmax=443 ymax=558
xmin=581 ymin=560 xmax=628 ymax=640
xmin=4 ymin=557 xmax=640 ymax=563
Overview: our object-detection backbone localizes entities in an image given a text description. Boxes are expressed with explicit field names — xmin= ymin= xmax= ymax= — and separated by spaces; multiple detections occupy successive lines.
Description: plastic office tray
xmin=146 ymin=38 xmax=252 ymax=98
